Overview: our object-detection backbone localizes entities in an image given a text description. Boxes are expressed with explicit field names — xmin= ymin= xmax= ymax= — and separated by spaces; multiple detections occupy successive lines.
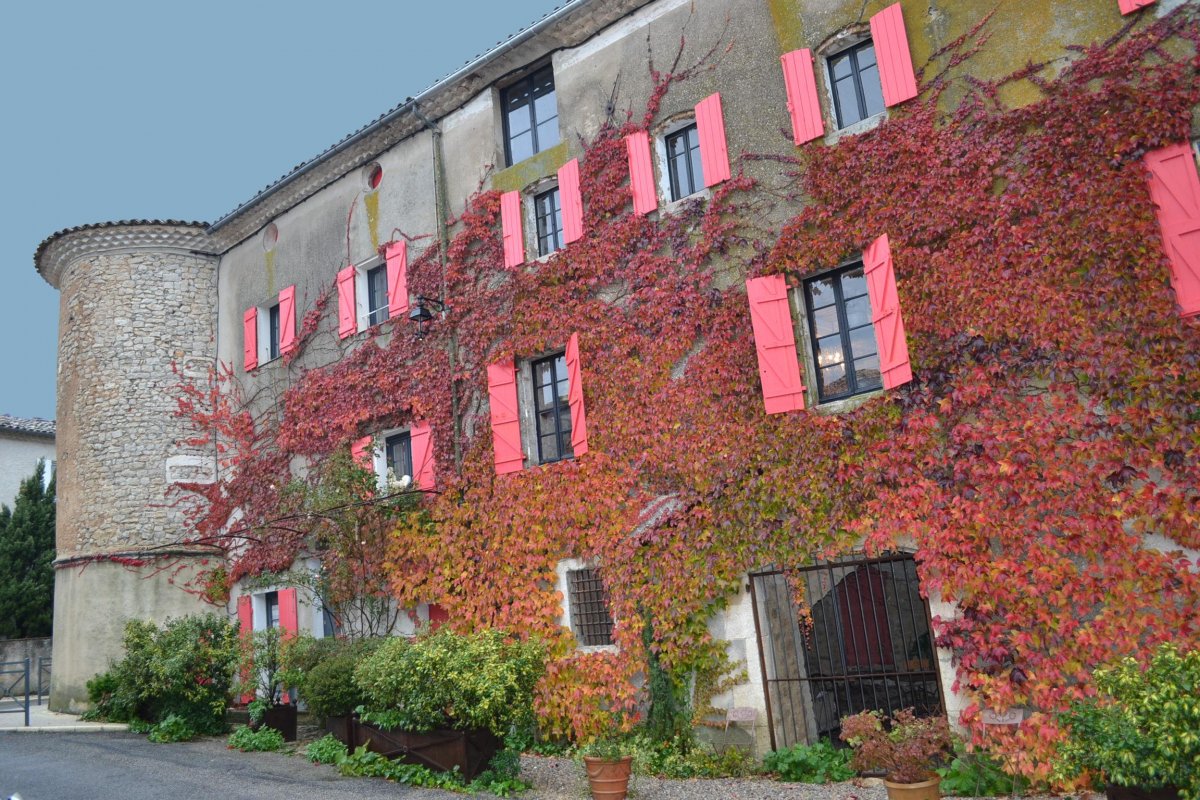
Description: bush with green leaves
xmin=84 ymin=614 xmax=240 ymax=738
xmin=584 ymin=729 xmax=757 ymax=779
xmin=1058 ymin=644 xmax=1200 ymax=800
xmin=353 ymin=627 xmax=545 ymax=737
xmin=280 ymin=634 xmax=383 ymax=720
xmin=334 ymin=744 xmax=530 ymax=796
xmin=306 ymin=734 xmax=349 ymax=765
xmin=227 ymin=724 xmax=286 ymax=752
xmin=764 ymin=739 xmax=855 ymax=783
xmin=147 ymin=713 xmax=197 ymax=743
xmin=937 ymin=741 xmax=1024 ymax=796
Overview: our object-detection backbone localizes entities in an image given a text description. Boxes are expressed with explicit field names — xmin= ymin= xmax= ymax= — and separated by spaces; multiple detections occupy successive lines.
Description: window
xmin=385 ymin=431 xmax=413 ymax=485
xmin=267 ymin=303 xmax=281 ymax=361
xmin=532 ymin=352 xmax=572 ymax=464
xmin=534 ymin=187 xmax=563 ymax=256
xmin=665 ymin=124 xmax=704 ymax=201
xmin=366 ymin=264 xmax=389 ymax=326
xmin=828 ymin=40 xmax=885 ymax=129
xmin=265 ymin=590 xmax=280 ymax=629
xmin=804 ymin=262 xmax=882 ymax=402
xmin=568 ymin=567 xmax=614 ymax=646
xmin=502 ymin=64 xmax=559 ymax=166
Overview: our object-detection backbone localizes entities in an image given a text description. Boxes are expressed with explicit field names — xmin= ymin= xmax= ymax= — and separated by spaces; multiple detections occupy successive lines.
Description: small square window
xmin=501 ymin=65 xmax=559 ymax=166
xmin=665 ymin=124 xmax=704 ymax=201
xmin=532 ymin=352 xmax=573 ymax=464
xmin=267 ymin=303 xmax=281 ymax=361
xmin=568 ymin=567 xmax=614 ymax=647
xmin=385 ymin=431 xmax=413 ymax=484
xmin=534 ymin=187 xmax=564 ymax=256
xmin=366 ymin=264 xmax=389 ymax=327
xmin=828 ymin=40 xmax=885 ymax=129
xmin=804 ymin=262 xmax=882 ymax=402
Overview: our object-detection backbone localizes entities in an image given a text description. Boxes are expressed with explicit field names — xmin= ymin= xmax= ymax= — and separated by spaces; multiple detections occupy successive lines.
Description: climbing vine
xmin=172 ymin=8 xmax=1200 ymax=781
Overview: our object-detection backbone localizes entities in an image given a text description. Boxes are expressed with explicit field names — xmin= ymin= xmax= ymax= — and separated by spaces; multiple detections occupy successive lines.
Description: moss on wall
xmin=491 ymin=141 xmax=569 ymax=193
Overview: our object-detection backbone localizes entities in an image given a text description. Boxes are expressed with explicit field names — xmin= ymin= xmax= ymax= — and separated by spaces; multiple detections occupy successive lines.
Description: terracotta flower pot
xmin=883 ymin=776 xmax=941 ymax=800
xmin=583 ymin=755 xmax=633 ymax=800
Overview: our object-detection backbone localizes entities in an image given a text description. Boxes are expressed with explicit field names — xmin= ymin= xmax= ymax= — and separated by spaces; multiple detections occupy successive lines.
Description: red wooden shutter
xmin=351 ymin=436 xmax=373 ymax=467
xmin=409 ymin=421 xmax=436 ymax=489
xmin=564 ymin=332 xmax=589 ymax=456
xmin=1118 ymin=0 xmax=1155 ymax=13
xmin=870 ymin=3 xmax=918 ymax=107
xmin=558 ymin=159 xmax=584 ymax=245
xmin=500 ymin=191 xmax=524 ymax=268
xmin=863 ymin=233 xmax=913 ymax=389
xmin=236 ymin=595 xmax=253 ymax=634
xmin=695 ymin=93 xmax=731 ymax=187
xmin=745 ymin=275 xmax=806 ymax=414
xmin=427 ymin=603 xmax=449 ymax=630
xmin=242 ymin=308 xmax=258 ymax=371
xmin=626 ymin=131 xmax=658 ymax=216
xmin=385 ymin=240 xmax=409 ymax=318
xmin=487 ymin=358 xmax=525 ymax=475
xmin=336 ymin=265 xmax=357 ymax=339
xmin=781 ymin=49 xmax=824 ymax=145
xmin=278 ymin=588 xmax=299 ymax=635
xmin=278 ymin=286 xmax=297 ymax=356
xmin=1144 ymin=143 xmax=1200 ymax=317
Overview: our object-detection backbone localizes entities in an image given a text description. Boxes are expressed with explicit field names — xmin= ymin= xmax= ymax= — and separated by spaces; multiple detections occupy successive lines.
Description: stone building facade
xmin=33 ymin=0 xmax=1198 ymax=753
xmin=0 ymin=415 xmax=55 ymax=509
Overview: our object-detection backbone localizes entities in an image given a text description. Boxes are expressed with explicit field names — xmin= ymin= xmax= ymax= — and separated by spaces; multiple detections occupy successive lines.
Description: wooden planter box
xmin=325 ymin=714 xmax=355 ymax=746
xmin=251 ymin=703 xmax=298 ymax=742
xmin=354 ymin=720 xmax=501 ymax=780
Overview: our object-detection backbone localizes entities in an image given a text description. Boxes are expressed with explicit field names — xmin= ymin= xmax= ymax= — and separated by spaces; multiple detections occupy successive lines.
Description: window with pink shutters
xmin=558 ymin=159 xmax=584 ymax=244
xmin=336 ymin=265 xmax=357 ymax=339
xmin=746 ymin=275 xmax=806 ymax=414
xmin=278 ymin=588 xmax=299 ymax=635
xmin=863 ymin=233 xmax=913 ymax=390
xmin=409 ymin=421 xmax=436 ymax=489
xmin=242 ymin=308 xmax=258 ymax=372
xmin=385 ymin=240 xmax=409 ymax=318
xmin=488 ymin=359 xmax=525 ymax=475
xmin=1118 ymin=0 xmax=1155 ymax=13
xmin=1144 ymin=142 xmax=1200 ymax=317
xmin=781 ymin=49 xmax=824 ymax=145
xmin=565 ymin=333 xmax=589 ymax=456
xmin=695 ymin=93 xmax=731 ymax=187
xmin=501 ymin=190 xmax=524 ymax=268
xmin=869 ymin=3 xmax=918 ymax=108
xmin=351 ymin=436 xmax=373 ymax=467
xmin=278 ymin=286 xmax=297 ymax=356
xmin=626 ymin=131 xmax=658 ymax=216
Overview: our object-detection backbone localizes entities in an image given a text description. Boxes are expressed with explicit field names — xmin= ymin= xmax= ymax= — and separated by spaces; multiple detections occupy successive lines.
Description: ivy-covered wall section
xmin=175 ymin=8 xmax=1200 ymax=781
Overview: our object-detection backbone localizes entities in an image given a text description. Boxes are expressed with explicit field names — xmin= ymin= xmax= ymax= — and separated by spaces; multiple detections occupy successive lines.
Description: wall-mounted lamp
xmin=409 ymin=295 xmax=449 ymax=339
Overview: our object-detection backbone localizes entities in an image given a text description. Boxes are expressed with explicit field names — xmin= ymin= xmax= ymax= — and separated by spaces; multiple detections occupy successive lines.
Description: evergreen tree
xmin=0 ymin=461 xmax=55 ymax=638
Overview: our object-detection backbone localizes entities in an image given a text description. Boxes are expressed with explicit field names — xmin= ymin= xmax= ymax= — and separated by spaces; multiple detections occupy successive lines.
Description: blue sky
xmin=0 ymin=0 xmax=563 ymax=420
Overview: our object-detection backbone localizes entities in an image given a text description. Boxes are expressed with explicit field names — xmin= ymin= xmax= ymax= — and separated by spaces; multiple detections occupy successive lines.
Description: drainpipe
xmin=411 ymin=101 xmax=462 ymax=472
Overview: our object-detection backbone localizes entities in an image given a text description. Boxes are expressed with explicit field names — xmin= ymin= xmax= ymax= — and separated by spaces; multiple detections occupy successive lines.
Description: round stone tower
xmin=36 ymin=221 xmax=221 ymax=711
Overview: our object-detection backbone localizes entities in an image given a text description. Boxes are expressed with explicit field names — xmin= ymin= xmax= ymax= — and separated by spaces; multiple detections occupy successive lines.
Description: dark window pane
xmin=366 ymin=265 xmax=389 ymax=326
xmin=830 ymin=52 xmax=853 ymax=80
xmin=502 ymin=67 xmax=558 ymax=166
xmin=509 ymin=131 xmax=534 ymax=165
xmin=840 ymin=267 xmax=867 ymax=298
xmin=568 ymin=568 xmax=614 ymax=646
xmin=268 ymin=304 xmax=281 ymax=360
xmin=860 ymin=64 xmax=886 ymax=118
xmin=689 ymin=142 xmax=705 ymax=192
xmin=386 ymin=433 xmax=412 ymax=483
xmin=854 ymin=354 xmax=883 ymax=391
xmin=806 ymin=260 xmax=885 ymax=402
xmin=667 ymin=124 xmax=701 ymax=200
xmin=532 ymin=352 xmax=573 ymax=464
xmin=535 ymin=188 xmax=563 ymax=256
xmin=807 ymin=276 xmax=836 ymax=309
xmin=857 ymin=42 xmax=877 ymax=69
xmin=849 ymin=325 xmax=879 ymax=360
xmin=821 ymin=363 xmax=849 ymax=397
xmin=816 ymin=334 xmax=845 ymax=368
xmin=845 ymin=295 xmax=873 ymax=329
xmin=813 ymin=304 xmax=841 ymax=339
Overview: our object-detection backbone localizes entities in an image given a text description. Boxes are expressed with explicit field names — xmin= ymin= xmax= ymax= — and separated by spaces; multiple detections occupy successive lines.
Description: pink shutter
xmin=336 ymin=265 xmax=357 ymax=339
xmin=278 ymin=588 xmax=299 ymax=635
xmin=781 ymin=49 xmax=824 ymax=145
xmin=745 ymin=275 xmax=806 ymax=414
xmin=242 ymin=308 xmax=258 ymax=371
xmin=351 ymin=436 xmax=372 ymax=467
xmin=695 ymin=93 xmax=731 ymax=187
xmin=558 ymin=159 xmax=584 ymax=244
xmin=863 ymin=233 xmax=913 ymax=389
xmin=278 ymin=285 xmax=297 ymax=356
xmin=626 ymin=131 xmax=658 ymax=216
xmin=385 ymin=240 xmax=409 ymax=318
xmin=409 ymin=421 xmax=436 ymax=490
xmin=487 ymin=358 xmax=525 ymax=475
xmin=236 ymin=595 xmax=253 ymax=635
xmin=565 ymin=332 xmax=589 ymax=456
xmin=1118 ymin=0 xmax=1155 ymax=12
xmin=870 ymin=3 xmax=918 ymax=107
xmin=1144 ymin=143 xmax=1200 ymax=317
xmin=500 ymin=191 xmax=524 ymax=268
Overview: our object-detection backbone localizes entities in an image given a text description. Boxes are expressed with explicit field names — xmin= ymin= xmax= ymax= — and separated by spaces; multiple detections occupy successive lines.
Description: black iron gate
xmin=749 ymin=552 xmax=944 ymax=750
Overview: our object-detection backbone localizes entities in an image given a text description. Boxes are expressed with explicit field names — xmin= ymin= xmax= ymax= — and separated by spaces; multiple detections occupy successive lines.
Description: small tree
xmin=0 ymin=461 xmax=55 ymax=638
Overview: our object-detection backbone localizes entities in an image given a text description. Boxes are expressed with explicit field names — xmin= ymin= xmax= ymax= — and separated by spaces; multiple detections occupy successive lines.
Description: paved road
xmin=0 ymin=732 xmax=457 ymax=800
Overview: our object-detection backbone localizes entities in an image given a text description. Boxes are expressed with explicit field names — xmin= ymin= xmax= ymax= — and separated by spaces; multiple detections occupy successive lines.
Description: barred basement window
xmin=568 ymin=567 xmax=614 ymax=646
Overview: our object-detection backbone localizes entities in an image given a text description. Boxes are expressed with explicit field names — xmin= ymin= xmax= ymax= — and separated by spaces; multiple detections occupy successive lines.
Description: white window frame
xmin=353 ymin=254 xmax=387 ymax=333
xmin=370 ymin=426 xmax=414 ymax=494
xmin=255 ymin=304 xmax=280 ymax=366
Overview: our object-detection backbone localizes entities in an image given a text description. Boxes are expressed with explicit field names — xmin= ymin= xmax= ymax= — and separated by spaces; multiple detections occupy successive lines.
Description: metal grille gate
xmin=749 ymin=553 xmax=944 ymax=750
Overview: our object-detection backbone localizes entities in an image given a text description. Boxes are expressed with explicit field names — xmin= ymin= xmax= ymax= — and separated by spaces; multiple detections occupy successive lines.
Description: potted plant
xmin=579 ymin=732 xmax=634 ymax=800
xmin=240 ymin=627 xmax=297 ymax=741
xmin=1057 ymin=644 xmax=1198 ymax=800
xmin=840 ymin=708 xmax=953 ymax=800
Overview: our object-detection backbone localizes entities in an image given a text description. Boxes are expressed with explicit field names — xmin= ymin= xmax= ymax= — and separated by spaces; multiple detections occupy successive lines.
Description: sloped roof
xmin=0 ymin=414 xmax=56 ymax=439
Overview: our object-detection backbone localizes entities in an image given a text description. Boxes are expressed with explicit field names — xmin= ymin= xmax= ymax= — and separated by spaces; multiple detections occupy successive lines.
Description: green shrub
xmin=354 ymin=628 xmax=545 ymax=737
xmin=85 ymin=614 xmax=240 ymax=737
xmin=606 ymin=729 xmax=758 ymax=779
xmin=283 ymin=634 xmax=383 ymax=720
xmin=334 ymin=744 xmax=531 ymax=795
xmin=764 ymin=739 xmax=855 ymax=783
xmin=147 ymin=713 xmax=198 ymax=743
xmin=937 ymin=741 xmax=1023 ymax=796
xmin=305 ymin=733 xmax=349 ymax=765
xmin=227 ymin=724 xmax=286 ymax=752
xmin=1058 ymin=644 xmax=1200 ymax=800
